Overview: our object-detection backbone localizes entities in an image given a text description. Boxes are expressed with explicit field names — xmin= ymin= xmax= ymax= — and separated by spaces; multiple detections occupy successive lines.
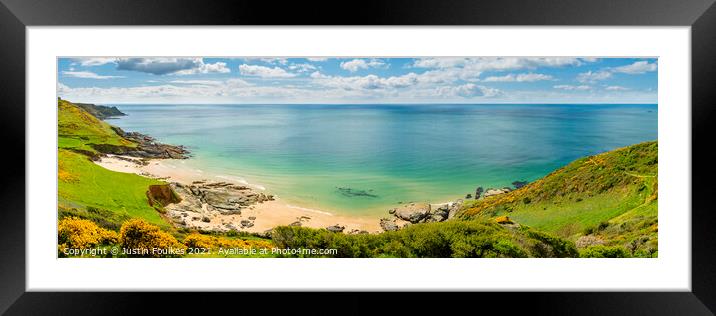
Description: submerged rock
xmin=336 ymin=187 xmax=379 ymax=198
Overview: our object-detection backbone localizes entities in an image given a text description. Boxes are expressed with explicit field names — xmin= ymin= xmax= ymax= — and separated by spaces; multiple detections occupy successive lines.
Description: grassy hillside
xmin=458 ymin=141 xmax=658 ymax=257
xmin=58 ymin=99 xmax=167 ymax=228
xmin=58 ymin=99 xmax=135 ymax=155
xmin=58 ymin=149 xmax=169 ymax=229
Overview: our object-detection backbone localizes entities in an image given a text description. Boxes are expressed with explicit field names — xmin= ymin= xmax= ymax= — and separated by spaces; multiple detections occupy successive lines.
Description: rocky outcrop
xmin=164 ymin=181 xmax=274 ymax=231
xmin=483 ymin=187 xmax=512 ymax=198
xmin=389 ymin=202 xmax=431 ymax=223
xmin=446 ymin=200 xmax=463 ymax=220
xmin=75 ymin=102 xmax=126 ymax=120
xmin=512 ymin=181 xmax=528 ymax=189
xmin=384 ymin=200 xmax=463 ymax=226
xmin=380 ymin=218 xmax=399 ymax=232
xmin=467 ymin=182 xmax=527 ymax=201
xmin=146 ymin=184 xmax=181 ymax=208
xmin=326 ymin=224 xmax=345 ymax=233
xmin=474 ymin=187 xmax=484 ymax=200
xmin=112 ymin=127 xmax=190 ymax=159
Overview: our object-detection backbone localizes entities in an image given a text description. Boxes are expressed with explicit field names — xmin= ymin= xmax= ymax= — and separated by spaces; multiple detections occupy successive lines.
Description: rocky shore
xmin=379 ymin=200 xmax=463 ymax=232
xmin=377 ymin=180 xmax=530 ymax=232
xmin=160 ymin=180 xmax=275 ymax=232
xmin=101 ymin=126 xmax=191 ymax=159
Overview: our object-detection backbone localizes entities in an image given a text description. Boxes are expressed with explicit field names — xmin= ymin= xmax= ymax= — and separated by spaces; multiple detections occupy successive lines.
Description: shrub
xmin=495 ymin=216 xmax=513 ymax=224
xmin=119 ymin=219 xmax=185 ymax=257
xmin=271 ymin=220 xmax=578 ymax=258
xmin=183 ymin=233 xmax=273 ymax=250
xmin=58 ymin=217 xmax=118 ymax=250
xmin=579 ymin=245 xmax=630 ymax=258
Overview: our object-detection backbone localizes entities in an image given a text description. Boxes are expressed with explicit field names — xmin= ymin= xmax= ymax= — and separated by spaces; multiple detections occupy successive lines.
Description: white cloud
xmin=62 ymin=71 xmax=124 ymax=79
xmin=436 ymin=83 xmax=502 ymax=98
xmin=169 ymin=79 xmax=247 ymax=86
xmin=307 ymin=57 xmax=328 ymax=62
xmin=577 ymin=70 xmax=612 ymax=83
xmin=288 ymin=63 xmax=317 ymax=73
xmin=412 ymin=58 xmax=470 ymax=69
xmin=175 ymin=62 xmax=230 ymax=75
xmin=605 ymin=85 xmax=630 ymax=91
xmin=553 ymin=84 xmax=591 ymax=90
xmin=311 ymin=72 xmax=419 ymax=90
xmin=408 ymin=58 xmax=584 ymax=84
xmin=339 ymin=59 xmax=387 ymax=72
xmin=74 ymin=58 xmax=117 ymax=66
xmin=483 ymin=73 xmax=554 ymax=82
xmin=238 ymin=64 xmax=296 ymax=78
xmin=612 ymin=61 xmax=657 ymax=74
xmin=412 ymin=57 xmax=583 ymax=71
xmin=310 ymin=71 xmax=331 ymax=79
xmin=259 ymin=58 xmax=289 ymax=65
xmin=115 ymin=58 xmax=229 ymax=75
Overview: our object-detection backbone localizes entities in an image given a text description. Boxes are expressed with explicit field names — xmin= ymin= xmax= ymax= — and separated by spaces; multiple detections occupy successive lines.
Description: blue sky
xmin=57 ymin=57 xmax=657 ymax=104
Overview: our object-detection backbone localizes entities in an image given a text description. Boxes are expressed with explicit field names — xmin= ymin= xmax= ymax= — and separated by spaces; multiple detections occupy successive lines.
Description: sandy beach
xmin=95 ymin=155 xmax=383 ymax=233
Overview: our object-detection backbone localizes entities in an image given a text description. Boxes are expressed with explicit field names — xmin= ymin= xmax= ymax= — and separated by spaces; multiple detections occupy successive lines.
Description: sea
xmin=110 ymin=104 xmax=658 ymax=216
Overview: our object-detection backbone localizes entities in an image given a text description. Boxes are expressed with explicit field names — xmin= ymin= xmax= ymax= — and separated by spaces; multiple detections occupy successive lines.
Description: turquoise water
xmin=110 ymin=104 xmax=658 ymax=216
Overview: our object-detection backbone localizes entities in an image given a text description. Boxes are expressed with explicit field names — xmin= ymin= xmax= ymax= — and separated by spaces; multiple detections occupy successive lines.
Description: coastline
xmin=95 ymin=155 xmax=383 ymax=233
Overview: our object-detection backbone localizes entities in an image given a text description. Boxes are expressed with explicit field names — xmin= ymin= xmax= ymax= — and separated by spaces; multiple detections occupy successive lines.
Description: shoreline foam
xmin=94 ymin=155 xmax=382 ymax=233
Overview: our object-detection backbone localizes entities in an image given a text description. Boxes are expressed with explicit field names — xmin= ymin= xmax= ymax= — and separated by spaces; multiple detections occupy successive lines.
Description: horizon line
xmin=72 ymin=101 xmax=659 ymax=106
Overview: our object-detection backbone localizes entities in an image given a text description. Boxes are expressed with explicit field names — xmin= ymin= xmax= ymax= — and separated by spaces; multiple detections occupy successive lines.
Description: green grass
xmin=58 ymin=149 xmax=169 ymax=229
xmin=458 ymin=141 xmax=658 ymax=257
xmin=58 ymin=99 xmax=135 ymax=154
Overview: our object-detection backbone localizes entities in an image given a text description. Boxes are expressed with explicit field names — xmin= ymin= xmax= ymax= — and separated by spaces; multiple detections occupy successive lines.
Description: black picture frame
xmin=1 ymin=0 xmax=715 ymax=314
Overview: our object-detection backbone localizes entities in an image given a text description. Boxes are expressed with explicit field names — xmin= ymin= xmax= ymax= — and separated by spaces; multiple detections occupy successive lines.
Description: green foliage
xmin=58 ymin=149 xmax=168 ymax=229
xmin=579 ymin=245 xmax=630 ymax=258
xmin=271 ymin=220 xmax=578 ymax=258
xmin=59 ymin=205 xmax=130 ymax=231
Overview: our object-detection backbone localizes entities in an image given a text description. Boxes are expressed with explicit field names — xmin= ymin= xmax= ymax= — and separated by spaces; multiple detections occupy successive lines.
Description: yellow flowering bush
xmin=183 ymin=233 xmax=273 ymax=250
xmin=58 ymin=217 xmax=118 ymax=249
xmin=495 ymin=216 xmax=513 ymax=224
xmin=183 ymin=233 xmax=215 ymax=249
xmin=119 ymin=219 xmax=185 ymax=257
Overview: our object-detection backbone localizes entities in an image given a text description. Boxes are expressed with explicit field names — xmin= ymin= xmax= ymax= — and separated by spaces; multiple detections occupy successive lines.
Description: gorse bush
xmin=58 ymin=217 xmax=118 ymax=250
xmin=183 ymin=233 xmax=273 ymax=250
xmin=119 ymin=219 xmax=185 ymax=257
xmin=271 ymin=219 xmax=578 ymax=258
